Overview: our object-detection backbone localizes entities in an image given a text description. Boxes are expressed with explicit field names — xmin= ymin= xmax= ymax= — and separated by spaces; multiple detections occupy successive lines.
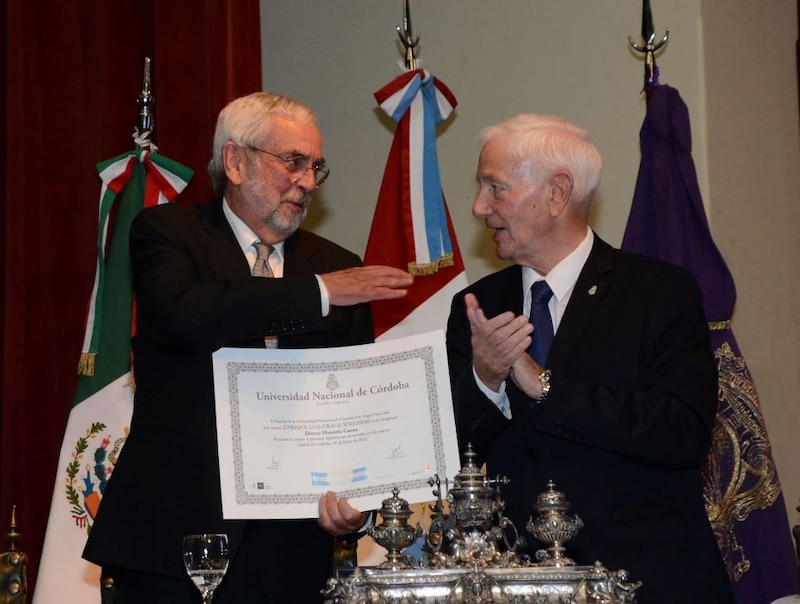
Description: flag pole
xmin=135 ymin=57 xmax=158 ymax=155
xmin=138 ymin=57 xmax=154 ymax=133
xmin=628 ymin=0 xmax=669 ymax=91
xmin=396 ymin=0 xmax=420 ymax=71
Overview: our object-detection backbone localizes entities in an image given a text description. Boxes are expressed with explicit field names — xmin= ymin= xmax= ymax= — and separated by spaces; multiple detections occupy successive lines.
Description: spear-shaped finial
xmin=628 ymin=0 xmax=669 ymax=89
xmin=4 ymin=505 xmax=22 ymax=551
xmin=138 ymin=57 xmax=154 ymax=132
xmin=396 ymin=0 xmax=420 ymax=71
xmin=641 ymin=0 xmax=655 ymax=43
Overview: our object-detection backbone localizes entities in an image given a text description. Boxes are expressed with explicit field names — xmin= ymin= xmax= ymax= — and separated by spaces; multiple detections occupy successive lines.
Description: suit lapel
xmin=488 ymin=265 xmax=524 ymax=316
xmin=283 ymin=230 xmax=319 ymax=277
xmin=548 ymin=237 xmax=615 ymax=367
xmin=199 ymin=199 xmax=253 ymax=279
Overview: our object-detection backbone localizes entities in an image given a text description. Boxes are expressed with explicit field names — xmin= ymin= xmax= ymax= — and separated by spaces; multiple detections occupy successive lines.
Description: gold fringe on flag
xmin=77 ymin=352 xmax=96 ymax=377
xmin=124 ymin=368 xmax=136 ymax=393
xmin=408 ymin=254 xmax=454 ymax=276
xmin=708 ymin=320 xmax=732 ymax=331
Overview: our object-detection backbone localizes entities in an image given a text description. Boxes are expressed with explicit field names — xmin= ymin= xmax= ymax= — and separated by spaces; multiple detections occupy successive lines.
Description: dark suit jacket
xmin=83 ymin=199 xmax=374 ymax=601
xmin=446 ymin=236 xmax=733 ymax=604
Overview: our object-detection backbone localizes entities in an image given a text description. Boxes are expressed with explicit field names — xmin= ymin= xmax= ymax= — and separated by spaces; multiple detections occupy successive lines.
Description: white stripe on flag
xmin=376 ymin=272 xmax=469 ymax=343
xmin=33 ymin=374 xmax=134 ymax=604
xmin=408 ymin=93 xmax=429 ymax=264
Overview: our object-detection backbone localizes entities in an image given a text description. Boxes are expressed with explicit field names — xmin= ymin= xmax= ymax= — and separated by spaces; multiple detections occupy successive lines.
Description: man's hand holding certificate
xmin=213 ymin=330 xmax=460 ymax=519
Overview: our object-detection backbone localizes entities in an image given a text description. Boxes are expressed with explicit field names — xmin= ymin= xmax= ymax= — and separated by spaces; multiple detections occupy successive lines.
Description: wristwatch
xmin=537 ymin=369 xmax=552 ymax=403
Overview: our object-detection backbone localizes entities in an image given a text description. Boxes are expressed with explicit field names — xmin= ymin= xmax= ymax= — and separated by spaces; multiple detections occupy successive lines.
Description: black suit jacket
xmin=446 ymin=236 xmax=733 ymax=603
xmin=83 ymin=199 xmax=374 ymax=600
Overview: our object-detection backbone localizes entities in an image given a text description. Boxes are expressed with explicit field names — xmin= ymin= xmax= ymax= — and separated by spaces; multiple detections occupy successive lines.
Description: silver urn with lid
xmin=367 ymin=487 xmax=422 ymax=570
xmin=448 ymin=444 xmax=506 ymax=532
xmin=526 ymin=479 xmax=585 ymax=567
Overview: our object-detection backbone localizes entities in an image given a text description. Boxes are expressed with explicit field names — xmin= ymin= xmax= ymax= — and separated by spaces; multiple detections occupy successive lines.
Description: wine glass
xmin=182 ymin=533 xmax=230 ymax=603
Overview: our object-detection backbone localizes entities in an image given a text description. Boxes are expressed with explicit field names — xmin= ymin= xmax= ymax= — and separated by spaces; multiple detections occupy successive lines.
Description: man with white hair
xmin=446 ymin=113 xmax=733 ymax=603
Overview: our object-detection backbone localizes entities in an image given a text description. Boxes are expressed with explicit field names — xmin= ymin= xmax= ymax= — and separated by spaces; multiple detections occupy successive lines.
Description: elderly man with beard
xmin=83 ymin=92 xmax=413 ymax=603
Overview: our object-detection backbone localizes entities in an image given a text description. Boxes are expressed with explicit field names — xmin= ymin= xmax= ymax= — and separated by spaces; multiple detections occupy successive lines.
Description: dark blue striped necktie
xmin=527 ymin=280 xmax=554 ymax=366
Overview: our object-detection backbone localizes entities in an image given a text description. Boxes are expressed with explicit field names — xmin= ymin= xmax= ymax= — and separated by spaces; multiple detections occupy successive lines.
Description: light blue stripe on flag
xmin=311 ymin=472 xmax=330 ymax=487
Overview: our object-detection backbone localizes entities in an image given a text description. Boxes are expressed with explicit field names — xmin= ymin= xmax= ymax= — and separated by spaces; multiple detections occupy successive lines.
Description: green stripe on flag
xmin=73 ymin=162 xmax=144 ymax=405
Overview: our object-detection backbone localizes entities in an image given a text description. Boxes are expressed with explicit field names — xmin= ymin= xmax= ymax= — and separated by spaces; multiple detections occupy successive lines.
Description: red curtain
xmin=1 ymin=0 xmax=262 ymax=594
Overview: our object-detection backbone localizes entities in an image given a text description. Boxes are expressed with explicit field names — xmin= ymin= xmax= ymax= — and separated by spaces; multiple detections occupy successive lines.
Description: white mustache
xmin=285 ymin=194 xmax=311 ymax=209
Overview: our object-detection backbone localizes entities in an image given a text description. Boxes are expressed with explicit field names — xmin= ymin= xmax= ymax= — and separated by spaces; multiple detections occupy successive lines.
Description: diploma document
xmin=213 ymin=330 xmax=460 ymax=519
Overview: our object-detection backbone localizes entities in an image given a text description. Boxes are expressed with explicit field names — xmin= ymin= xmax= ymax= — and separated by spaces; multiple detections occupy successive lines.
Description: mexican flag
xmin=33 ymin=133 xmax=192 ymax=603
xmin=364 ymin=68 xmax=468 ymax=343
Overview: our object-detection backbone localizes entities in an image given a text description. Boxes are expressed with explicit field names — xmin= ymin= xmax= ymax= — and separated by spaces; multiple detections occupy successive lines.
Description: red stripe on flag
xmin=366 ymin=198 xmax=464 ymax=338
xmin=374 ymin=69 xmax=422 ymax=105
xmin=432 ymin=76 xmax=457 ymax=112
xmin=143 ymin=156 xmax=182 ymax=207
xmin=107 ymin=156 xmax=136 ymax=194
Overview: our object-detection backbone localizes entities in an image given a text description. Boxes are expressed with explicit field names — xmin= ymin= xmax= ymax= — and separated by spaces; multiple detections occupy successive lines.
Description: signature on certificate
xmin=388 ymin=445 xmax=406 ymax=462
xmin=267 ymin=457 xmax=282 ymax=470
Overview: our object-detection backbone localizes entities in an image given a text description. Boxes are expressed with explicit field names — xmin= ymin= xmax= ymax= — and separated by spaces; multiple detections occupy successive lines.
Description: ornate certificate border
xmin=214 ymin=334 xmax=459 ymax=517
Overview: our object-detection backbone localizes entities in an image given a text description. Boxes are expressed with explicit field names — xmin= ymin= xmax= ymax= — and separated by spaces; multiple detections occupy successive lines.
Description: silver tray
xmin=323 ymin=445 xmax=640 ymax=603
xmin=325 ymin=563 xmax=638 ymax=603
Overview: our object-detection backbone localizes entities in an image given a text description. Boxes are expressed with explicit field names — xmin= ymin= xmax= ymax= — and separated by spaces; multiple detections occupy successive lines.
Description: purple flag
xmin=622 ymin=82 xmax=800 ymax=603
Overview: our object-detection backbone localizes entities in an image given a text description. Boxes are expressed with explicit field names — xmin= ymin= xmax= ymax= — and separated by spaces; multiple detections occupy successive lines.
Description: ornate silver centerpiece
xmin=527 ymin=481 xmax=584 ymax=567
xmin=425 ymin=445 xmax=523 ymax=571
xmin=323 ymin=444 xmax=641 ymax=603
xmin=367 ymin=487 xmax=423 ymax=570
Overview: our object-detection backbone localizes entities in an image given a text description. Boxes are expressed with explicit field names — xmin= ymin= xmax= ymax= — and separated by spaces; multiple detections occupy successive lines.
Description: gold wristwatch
xmin=537 ymin=369 xmax=552 ymax=403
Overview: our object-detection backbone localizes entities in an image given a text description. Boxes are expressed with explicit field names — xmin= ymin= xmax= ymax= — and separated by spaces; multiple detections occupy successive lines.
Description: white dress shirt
xmin=222 ymin=198 xmax=330 ymax=315
xmin=476 ymin=227 xmax=594 ymax=418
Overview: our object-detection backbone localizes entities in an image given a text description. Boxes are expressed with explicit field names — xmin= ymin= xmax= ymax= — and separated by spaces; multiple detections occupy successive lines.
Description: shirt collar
xmin=522 ymin=227 xmax=594 ymax=301
xmin=222 ymin=197 xmax=285 ymax=261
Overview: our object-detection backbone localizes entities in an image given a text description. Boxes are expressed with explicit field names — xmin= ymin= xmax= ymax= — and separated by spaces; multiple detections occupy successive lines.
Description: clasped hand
xmin=465 ymin=293 xmax=546 ymax=399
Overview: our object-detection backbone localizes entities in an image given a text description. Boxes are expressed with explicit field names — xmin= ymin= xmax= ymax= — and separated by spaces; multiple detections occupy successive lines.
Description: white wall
xmin=260 ymin=0 xmax=799 ymax=531
xmin=261 ymin=1 xmax=706 ymax=272
xmin=701 ymin=0 xmax=800 ymax=532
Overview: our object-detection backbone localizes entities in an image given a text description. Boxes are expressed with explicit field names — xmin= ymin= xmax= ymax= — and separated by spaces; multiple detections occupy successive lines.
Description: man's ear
xmin=222 ymin=141 xmax=246 ymax=186
xmin=548 ymin=171 xmax=574 ymax=216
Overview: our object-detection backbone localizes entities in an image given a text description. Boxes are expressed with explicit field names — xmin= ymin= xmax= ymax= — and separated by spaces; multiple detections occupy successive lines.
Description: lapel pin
xmin=588 ymin=285 xmax=597 ymax=295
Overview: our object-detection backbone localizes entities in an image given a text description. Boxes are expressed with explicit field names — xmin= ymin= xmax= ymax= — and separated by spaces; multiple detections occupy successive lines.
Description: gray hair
xmin=207 ymin=92 xmax=318 ymax=196
xmin=477 ymin=114 xmax=602 ymax=204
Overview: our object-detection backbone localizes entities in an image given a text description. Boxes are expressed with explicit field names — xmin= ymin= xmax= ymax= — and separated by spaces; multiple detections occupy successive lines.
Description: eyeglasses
xmin=246 ymin=145 xmax=330 ymax=187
